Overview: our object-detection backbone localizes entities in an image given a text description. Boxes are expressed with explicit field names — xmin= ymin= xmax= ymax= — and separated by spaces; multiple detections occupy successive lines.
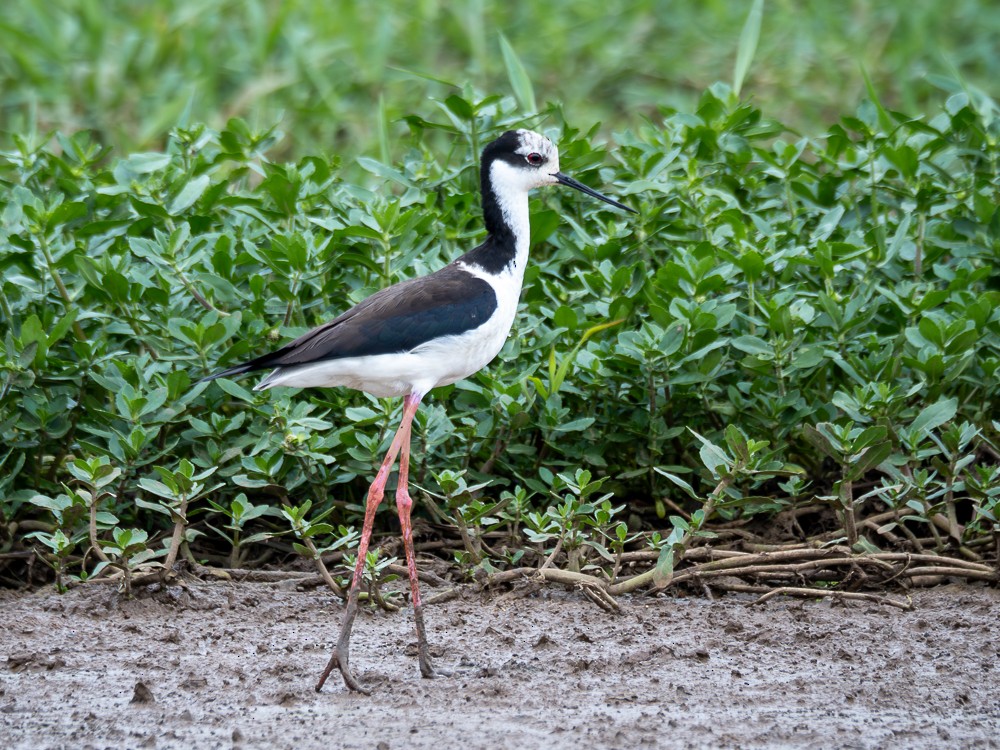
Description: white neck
xmin=489 ymin=161 xmax=532 ymax=277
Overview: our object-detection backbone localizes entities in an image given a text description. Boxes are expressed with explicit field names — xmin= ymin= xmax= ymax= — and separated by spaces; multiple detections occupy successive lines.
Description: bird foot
xmin=316 ymin=648 xmax=371 ymax=695
xmin=421 ymin=664 xmax=452 ymax=679
xmin=418 ymin=650 xmax=452 ymax=679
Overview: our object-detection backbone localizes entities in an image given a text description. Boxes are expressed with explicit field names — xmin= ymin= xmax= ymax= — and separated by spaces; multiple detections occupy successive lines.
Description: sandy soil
xmin=1 ymin=580 xmax=998 ymax=750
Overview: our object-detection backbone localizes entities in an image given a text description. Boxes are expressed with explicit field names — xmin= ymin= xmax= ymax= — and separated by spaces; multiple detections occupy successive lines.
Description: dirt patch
xmin=1 ymin=581 xmax=998 ymax=749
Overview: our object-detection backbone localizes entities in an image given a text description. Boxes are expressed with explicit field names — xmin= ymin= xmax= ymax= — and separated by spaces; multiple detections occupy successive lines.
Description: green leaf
xmin=917 ymin=316 xmax=944 ymax=348
xmin=356 ymin=157 xmax=418 ymax=188
xmin=345 ymin=406 xmax=380 ymax=422
xmin=845 ymin=441 xmax=893 ymax=482
xmin=910 ymin=398 xmax=958 ymax=440
xmin=802 ymin=424 xmax=836 ymax=457
xmin=652 ymin=545 xmax=675 ymax=587
xmin=690 ymin=430 xmax=732 ymax=477
xmin=169 ymin=174 xmax=210 ymax=215
xmin=47 ymin=309 xmax=79 ymax=347
xmin=122 ymin=152 xmax=171 ymax=174
xmin=443 ymin=94 xmax=474 ymax=120
xmin=551 ymin=417 xmax=595 ymax=433
xmin=731 ymin=335 xmax=772 ymax=357
xmin=214 ymin=377 xmax=257 ymax=402
xmin=724 ymin=424 xmax=749 ymax=463
xmin=733 ymin=0 xmax=764 ymax=96
xmin=860 ymin=64 xmax=894 ymax=133
xmin=135 ymin=497 xmax=172 ymax=516
xmin=653 ymin=469 xmax=698 ymax=499
xmin=498 ymin=33 xmax=537 ymax=113
xmin=553 ymin=305 xmax=578 ymax=330
xmin=28 ymin=494 xmax=70 ymax=513
xmin=853 ymin=425 xmax=888 ymax=451
xmin=138 ymin=478 xmax=178 ymax=500
xmin=814 ymin=205 xmax=845 ymax=241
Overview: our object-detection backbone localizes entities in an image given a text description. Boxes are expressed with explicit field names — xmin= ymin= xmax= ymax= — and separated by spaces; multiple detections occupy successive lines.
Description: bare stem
xmin=161 ymin=498 xmax=189 ymax=579
xmin=842 ymin=479 xmax=858 ymax=547
xmin=301 ymin=536 xmax=344 ymax=597
xmin=38 ymin=235 xmax=87 ymax=342
xmin=88 ymin=492 xmax=111 ymax=565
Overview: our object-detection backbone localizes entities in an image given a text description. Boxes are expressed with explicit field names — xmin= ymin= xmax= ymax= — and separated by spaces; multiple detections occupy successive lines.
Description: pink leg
xmin=316 ymin=392 xmax=422 ymax=694
xmin=394 ymin=396 xmax=438 ymax=678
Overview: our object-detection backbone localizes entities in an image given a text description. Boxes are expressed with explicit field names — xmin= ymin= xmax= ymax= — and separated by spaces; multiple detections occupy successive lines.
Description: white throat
xmin=488 ymin=160 xmax=532 ymax=275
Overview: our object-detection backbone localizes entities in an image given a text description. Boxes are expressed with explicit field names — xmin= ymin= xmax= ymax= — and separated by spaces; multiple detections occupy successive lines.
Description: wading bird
xmin=199 ymin=129 xmax=635 ymax=693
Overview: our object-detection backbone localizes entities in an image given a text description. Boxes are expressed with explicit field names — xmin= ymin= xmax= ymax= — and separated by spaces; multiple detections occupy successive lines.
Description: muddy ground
xmin=1 ymin=580 xmax=998 ymax=750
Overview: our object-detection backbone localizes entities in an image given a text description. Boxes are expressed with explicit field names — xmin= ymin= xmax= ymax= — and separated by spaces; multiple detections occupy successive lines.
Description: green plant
xmin=206 ymin=493 xmax=279 ymax=569
xmin=137 ymin=459 xmax=220 ymax=579
xmin=803 ymin=423 xmax=894 ymax=548
xmin=99 ymin=527 xmax=156 ymax=597
xmin=523 ymin=469 xmax=616 ymax=572
xmin=2 ymin=70 xmax=999 ymax=593
xmin=651 ymin=425 xmax=794 ymax=584
xmin=24 ymin=528 xmax=74 ymax=593
xmin=421 ymin=469 xmax=496 ymax=568
xmin=65 ymin=456 xmax=122 ymax=565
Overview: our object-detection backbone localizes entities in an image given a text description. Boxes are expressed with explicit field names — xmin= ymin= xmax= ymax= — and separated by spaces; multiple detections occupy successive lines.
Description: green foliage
xmin=99 ymin=527 xmax=156 ymax=596
xmin=205 ymin=492 xmax=279 ymax=568
xmin=280 ymin=498 xmax=358 ymax=562
xmin=523 ymin=468 xmax=619 ymax=573
xmin=2 ymin=80 xmax=999 ymax=587
xmin=3 ymin=1 xmax=1000 ymax=159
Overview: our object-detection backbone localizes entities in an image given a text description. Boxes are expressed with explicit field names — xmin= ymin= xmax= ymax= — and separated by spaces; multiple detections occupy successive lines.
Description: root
xmin=752 ymin=587 xmax=913 ymax=611
xmin=481 ymin=547 xmax=996 ymax=610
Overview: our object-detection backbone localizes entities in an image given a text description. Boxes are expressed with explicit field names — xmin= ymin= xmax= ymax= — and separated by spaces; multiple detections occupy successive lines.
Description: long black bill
xmin=554 ymin=172 xmax=637 ymax=214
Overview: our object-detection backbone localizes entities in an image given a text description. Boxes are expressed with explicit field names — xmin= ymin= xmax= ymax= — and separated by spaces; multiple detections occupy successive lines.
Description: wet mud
xmin=1 ymin=581 xmax=998 ymax=749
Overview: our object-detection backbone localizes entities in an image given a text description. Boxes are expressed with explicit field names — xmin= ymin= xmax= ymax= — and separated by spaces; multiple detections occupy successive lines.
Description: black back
xmin=200 ymin=262 xmax=497 ymax=381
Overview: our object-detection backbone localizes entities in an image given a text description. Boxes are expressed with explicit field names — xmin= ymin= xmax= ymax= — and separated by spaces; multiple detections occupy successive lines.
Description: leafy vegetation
xmin=3 ymin=80 xmax=998 ymax=596
xmin=1 ymin=2 xmax=999 ymax=598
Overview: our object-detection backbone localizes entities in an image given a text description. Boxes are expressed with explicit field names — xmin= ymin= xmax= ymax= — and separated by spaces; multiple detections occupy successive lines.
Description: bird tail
xmin=195 ymin=362 xmax=257 ymax=384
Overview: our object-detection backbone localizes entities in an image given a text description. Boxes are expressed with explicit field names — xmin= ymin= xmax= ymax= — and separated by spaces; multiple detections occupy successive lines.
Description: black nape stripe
xmin=469 ymin=131 xmax=526 ymax=275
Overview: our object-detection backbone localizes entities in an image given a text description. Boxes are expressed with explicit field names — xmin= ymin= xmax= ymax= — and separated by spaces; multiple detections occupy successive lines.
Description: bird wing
xmin=203 ymin=263 xmax=497 ymax=380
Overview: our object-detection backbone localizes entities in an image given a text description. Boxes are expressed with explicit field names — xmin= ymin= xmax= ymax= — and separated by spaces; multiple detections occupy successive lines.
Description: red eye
xmin=526 ymin=152 xmax=543 ymax=165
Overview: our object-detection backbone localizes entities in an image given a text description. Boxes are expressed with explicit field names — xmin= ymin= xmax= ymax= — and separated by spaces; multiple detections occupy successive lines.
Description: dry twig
xmin=753 ymin=587 xmax=914 ymax=611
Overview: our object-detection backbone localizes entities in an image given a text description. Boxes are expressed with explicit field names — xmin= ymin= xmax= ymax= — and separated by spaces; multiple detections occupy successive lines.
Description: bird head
xmin=481 ymin=129 xmax=635 ymax=213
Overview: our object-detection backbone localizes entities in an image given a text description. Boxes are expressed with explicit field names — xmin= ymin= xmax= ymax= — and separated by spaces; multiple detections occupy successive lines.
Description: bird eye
xmin=525 ymin=152 xmax=543 ymax=166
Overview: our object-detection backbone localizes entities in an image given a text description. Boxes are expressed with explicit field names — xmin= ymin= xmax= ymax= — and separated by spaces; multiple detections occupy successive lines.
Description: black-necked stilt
xmin=199 ymin=129 xmax=635 ymax=693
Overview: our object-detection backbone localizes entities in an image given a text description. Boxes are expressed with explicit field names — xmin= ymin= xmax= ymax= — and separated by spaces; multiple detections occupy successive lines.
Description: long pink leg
xmin=394 ymin=394 xmax=438 ymax=678
xmin=315 ymin=392 xmax=422 ymax=694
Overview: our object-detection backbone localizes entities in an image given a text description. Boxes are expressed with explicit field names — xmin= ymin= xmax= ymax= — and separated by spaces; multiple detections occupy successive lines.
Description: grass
xmin=2 ymin=1 xmax=1000 ymax=159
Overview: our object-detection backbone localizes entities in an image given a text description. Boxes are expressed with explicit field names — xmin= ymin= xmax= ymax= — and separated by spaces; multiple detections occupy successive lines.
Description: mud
xmin=1 ymin=581 xmax=998 ymax=750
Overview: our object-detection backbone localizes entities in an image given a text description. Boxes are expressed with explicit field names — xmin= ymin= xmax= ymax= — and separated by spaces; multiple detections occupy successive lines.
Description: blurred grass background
xmin=2 ymin=0 xmax=998 ymax=159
